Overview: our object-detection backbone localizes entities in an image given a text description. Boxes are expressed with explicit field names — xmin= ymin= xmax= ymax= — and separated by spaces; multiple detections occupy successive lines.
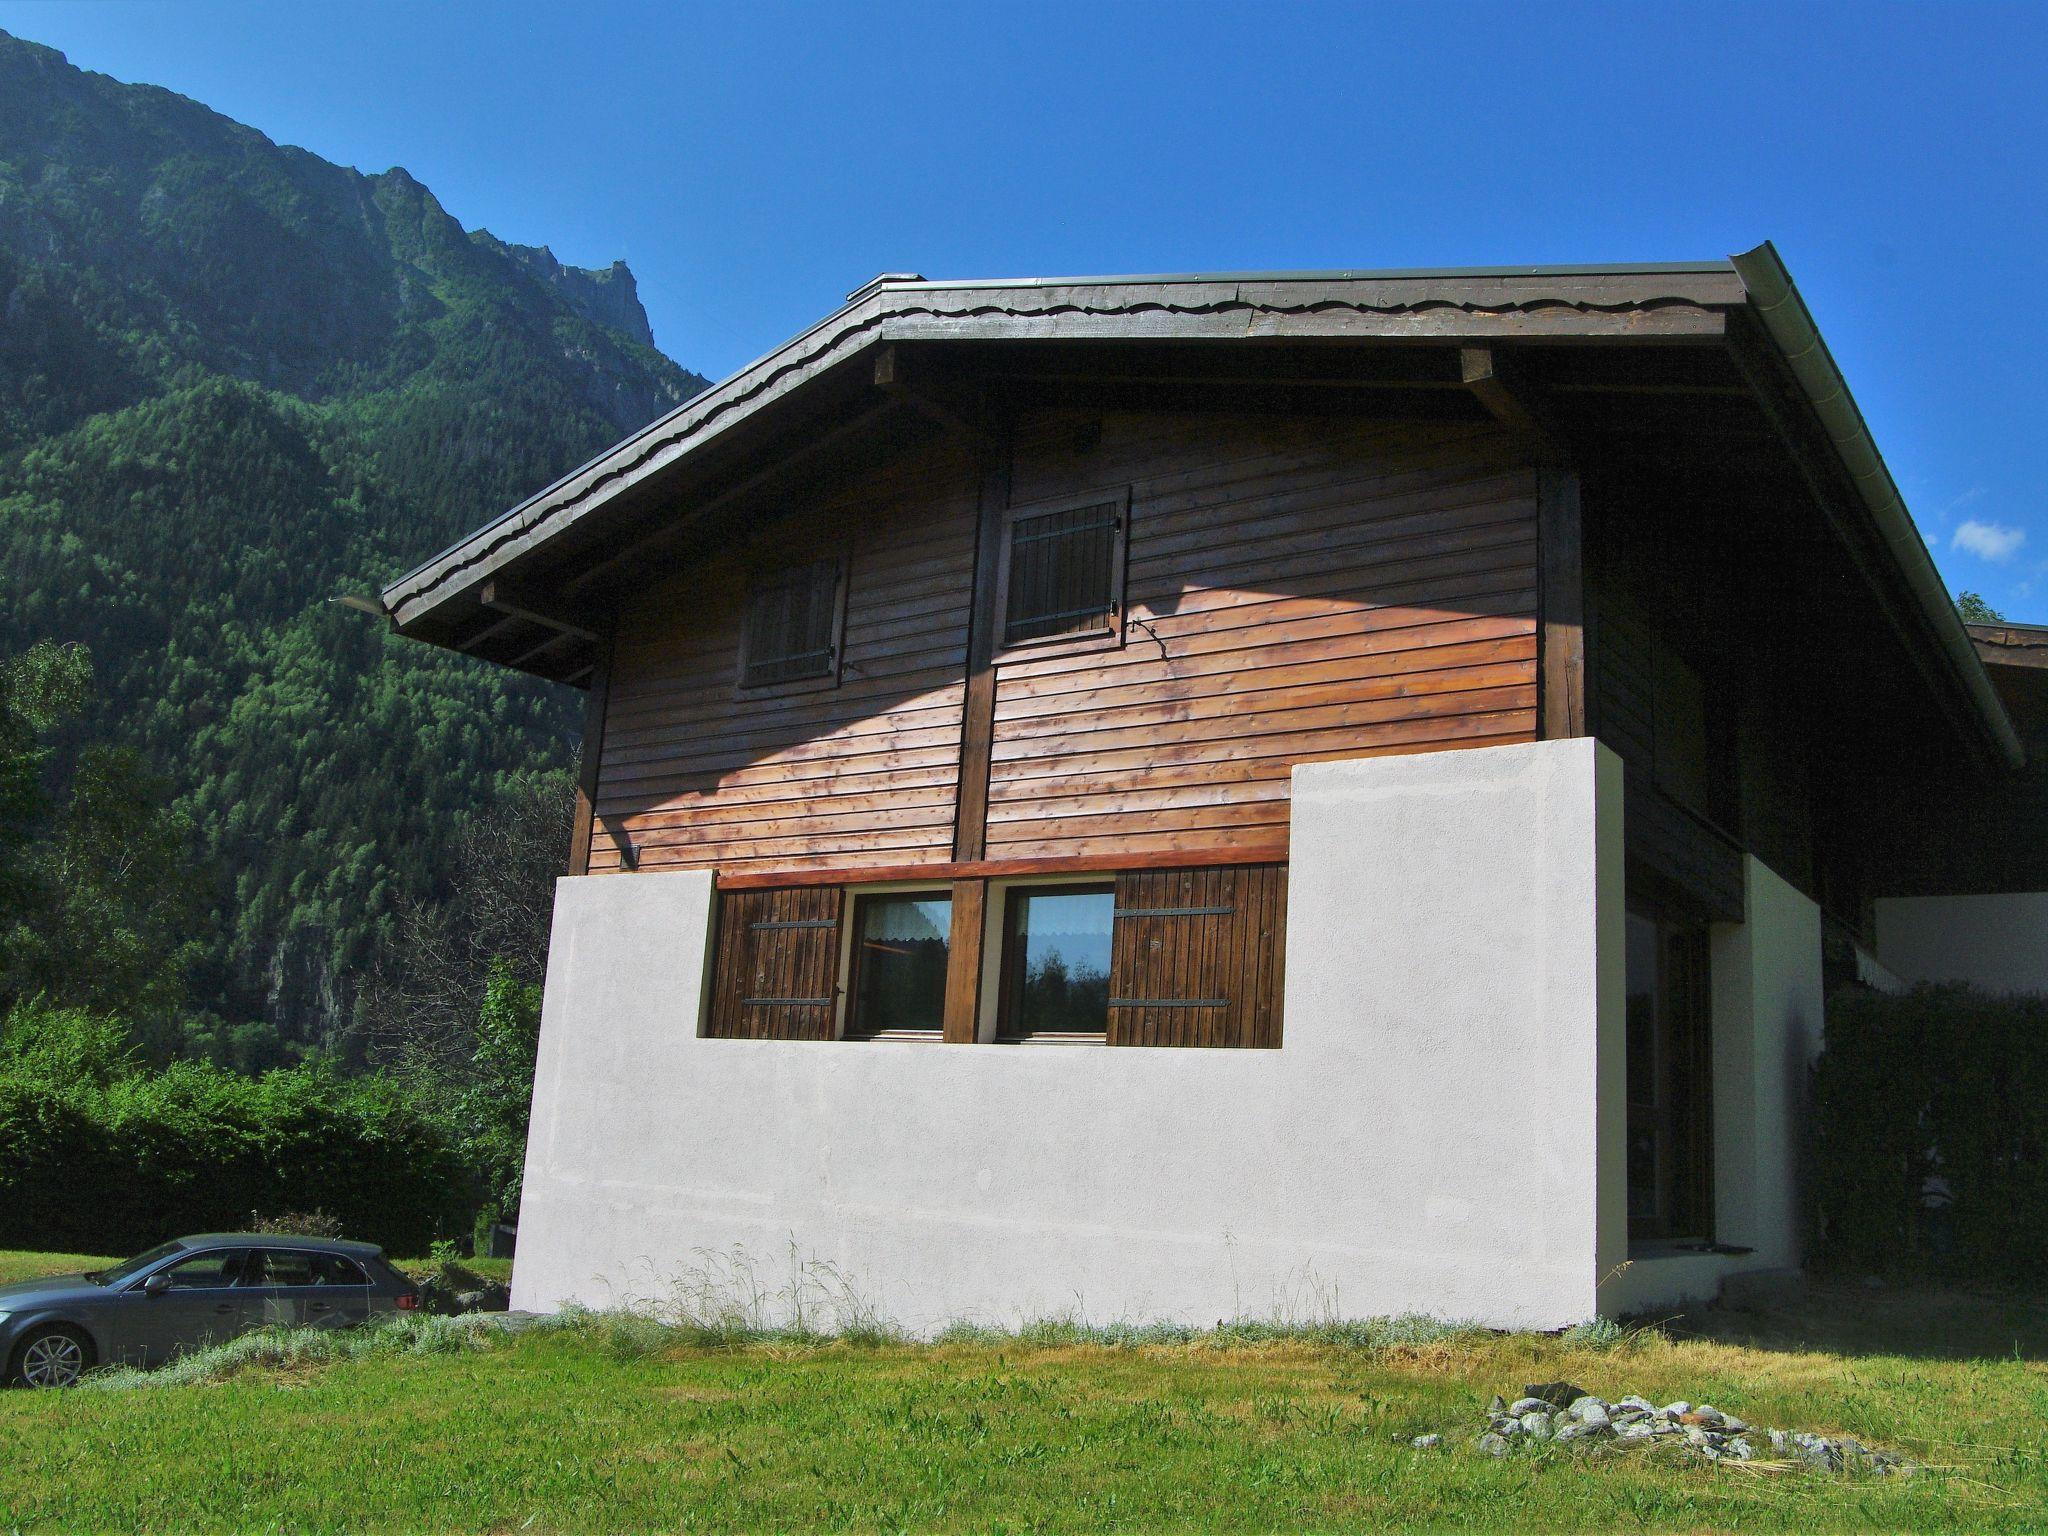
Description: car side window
xmin=311 ymin=1254 xmax=371 ymax=1287
xmin=244 ymin=1249 xmax=319 ymax=1288
xmin=159 ymin=1249 xmax=251 ymax=1289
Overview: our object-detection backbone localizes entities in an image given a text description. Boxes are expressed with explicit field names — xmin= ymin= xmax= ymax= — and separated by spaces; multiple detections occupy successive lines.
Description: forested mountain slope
xmin=0 ymin=31 xmax=708 ymax=1054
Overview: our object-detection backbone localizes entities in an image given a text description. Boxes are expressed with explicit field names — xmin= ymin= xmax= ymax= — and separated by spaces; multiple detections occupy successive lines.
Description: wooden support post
xmin=952 ymin=407 xmax=1012 ymax=865
xmin=1538 ymin=467 xmax=1588 ymax=740
xmin=942 ymin=877 xmax=988 ymax=1043
xmin=941 ymin=398 xmax=1012 ymax=1041
xmin=566 ymin=638 xmax=613 ymax=876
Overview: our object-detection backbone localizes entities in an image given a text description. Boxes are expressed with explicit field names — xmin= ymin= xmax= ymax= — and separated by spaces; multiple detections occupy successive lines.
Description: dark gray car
xmin=0 ymin=1234 xmax=419 ymax=1387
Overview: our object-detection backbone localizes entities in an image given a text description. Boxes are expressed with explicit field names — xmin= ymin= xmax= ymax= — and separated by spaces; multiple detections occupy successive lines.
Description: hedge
xmin=0 ymin=1062 xmax=470 ymax=1257
xmin=1809 ymin=984 xmax=2048 ymax=1282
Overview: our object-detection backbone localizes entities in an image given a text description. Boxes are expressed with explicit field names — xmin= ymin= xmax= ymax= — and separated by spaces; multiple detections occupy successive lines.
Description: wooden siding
xmin=1107 ymin=864 xmax=1287 ymax=1048
xmin=985 ymin=411 xmax=1539 ymax=860
xmin=589 ymin=434 xmax=979 ymax=874
xmin=591 ymin=410 xmax=1537 ymax=875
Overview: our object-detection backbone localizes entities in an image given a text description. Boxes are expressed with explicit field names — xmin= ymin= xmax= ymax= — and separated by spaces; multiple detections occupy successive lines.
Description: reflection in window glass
xmin=848 ymin=892 xmax=951 ymax=1037
xmin=163 ymin=1250 xmax=252 ymax=1288
xmin=1002 ymin=886 xmax=1113 ymax=1038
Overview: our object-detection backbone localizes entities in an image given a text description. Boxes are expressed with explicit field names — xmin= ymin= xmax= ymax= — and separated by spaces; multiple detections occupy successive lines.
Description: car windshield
xmin=88 ymin=1240 xmax=186 ymax=1287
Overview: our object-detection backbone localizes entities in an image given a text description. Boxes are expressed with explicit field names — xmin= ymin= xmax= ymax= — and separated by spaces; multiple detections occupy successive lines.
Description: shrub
xmin=0 ymin=1058 xmax=469 ymax=1256
xmin=1808 ymin=984 xmax=2048 ymax=1282
xmin=246 ymin=1209 xmax=345 ymax=1238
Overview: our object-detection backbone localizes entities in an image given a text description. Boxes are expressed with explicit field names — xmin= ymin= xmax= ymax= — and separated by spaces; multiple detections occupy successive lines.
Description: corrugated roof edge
xmin=873 ymin=261 xmax=1739 ymax=289
xmin=377 ymin=262 xmax=1742 ymax=620
xmin=1731 ymin=241 xmax=2021 ymax=767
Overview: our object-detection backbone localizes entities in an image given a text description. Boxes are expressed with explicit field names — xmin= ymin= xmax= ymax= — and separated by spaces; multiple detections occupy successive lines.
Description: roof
xmin=377 ymin=245 xmax=2021 ymax=767
xmin=174 ymin=1233 xmax=384 ymax=1256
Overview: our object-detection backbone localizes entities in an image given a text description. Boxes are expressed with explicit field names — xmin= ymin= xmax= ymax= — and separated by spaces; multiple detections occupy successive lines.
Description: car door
xmin=241 ymin=1249 xmax=372 ymax=1331
xmin=120 ymin=1247 xmax=257 ymax=1366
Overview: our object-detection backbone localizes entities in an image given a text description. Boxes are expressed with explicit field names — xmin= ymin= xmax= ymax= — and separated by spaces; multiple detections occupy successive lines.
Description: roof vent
xmin=846 ymin=272 xmax=924 ymax=304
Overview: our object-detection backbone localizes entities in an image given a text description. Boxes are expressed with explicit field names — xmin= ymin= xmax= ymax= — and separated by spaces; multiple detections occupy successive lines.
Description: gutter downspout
xmin=1731 ymin=241 xmax=2023 ymax=768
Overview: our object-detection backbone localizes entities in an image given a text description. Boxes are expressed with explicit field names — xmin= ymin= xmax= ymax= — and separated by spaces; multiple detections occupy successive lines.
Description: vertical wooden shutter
xmin=1002 ymin=499 xmax=1124 ymax=645
xmin=706 ymin=886 xmax=844 ymax=1040
xmin=740 ymin=558 xmax=843 ymax=689
xmin=1106 ymin=864 xmax=1287 ymax=1048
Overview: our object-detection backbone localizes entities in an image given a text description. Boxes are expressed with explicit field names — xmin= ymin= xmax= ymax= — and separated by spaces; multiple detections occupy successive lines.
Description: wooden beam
xmin=481 ymin=579 xmax=600 ymax=644
xmin=942 ymin=877 xmax=988 ymax=1043
xmin=1461 ymin=347 xmax=1541 ymax=433
xmin=951 ymin=403 xmax=1013 ymax=862
xmin=714 ymin=843 xmax=1293 ymax=892
xmin=506 ymin=626 xmax=578 ymax=671
xmin=458 ymin=611 xmax=527 ymax=653
xmin=568 ymin=400 xmax=903 ymax=596
xmin=566 ymin=638 xmax=613 ymax=877
xmin=874 ymin=344 xmax=983 ymax=439
xmin=1538 ymin=467 xmax=1588 ymax=740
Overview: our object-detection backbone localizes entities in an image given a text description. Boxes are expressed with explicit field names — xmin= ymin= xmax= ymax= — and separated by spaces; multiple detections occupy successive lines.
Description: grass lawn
xmin=2 ymin=1250 xmax=2045 ymax=1533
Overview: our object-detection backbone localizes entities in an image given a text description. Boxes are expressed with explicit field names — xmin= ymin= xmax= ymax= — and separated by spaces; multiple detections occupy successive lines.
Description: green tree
xmin=1956 ymin=590 xmax=2006 ymax=623
xmin=0 ymin=642 xmax=196 ymax=1020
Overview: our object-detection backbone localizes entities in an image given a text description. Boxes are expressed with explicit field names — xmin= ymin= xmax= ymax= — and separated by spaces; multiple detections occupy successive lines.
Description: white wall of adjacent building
xmin=1874 ymin=892 xmax=2048 ymax=994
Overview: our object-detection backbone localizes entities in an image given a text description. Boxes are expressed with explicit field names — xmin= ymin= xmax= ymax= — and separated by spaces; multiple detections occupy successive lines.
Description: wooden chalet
xmin=383 ymin=247 xmax=2038 ymax=1327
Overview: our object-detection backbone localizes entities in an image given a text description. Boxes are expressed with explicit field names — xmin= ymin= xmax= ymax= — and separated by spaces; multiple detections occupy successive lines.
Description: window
xmin=845 ymin=891 xmax=952 ymax=1039
xmin=702 ymin=865 xmax=1287 ymax=1048
xmin=160 ymin=1250 xmax=252 ymax=1288
xmin=738 ymin=557 xmax=846 ymax=690
xmin=1625 ymin=908 xmax=1714 ymax=1241
xmin=997 ymin=885 xmax=1114 ymax=1040
xmin=245 ymin=1251 xmax=369 ymax=1288
xmin=999 ymin=493 xmax=1126 ymax=649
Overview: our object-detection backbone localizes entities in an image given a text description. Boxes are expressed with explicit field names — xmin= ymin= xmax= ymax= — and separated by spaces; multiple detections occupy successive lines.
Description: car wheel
xmin=12 ymin=1325 xmax=95 ymax=1389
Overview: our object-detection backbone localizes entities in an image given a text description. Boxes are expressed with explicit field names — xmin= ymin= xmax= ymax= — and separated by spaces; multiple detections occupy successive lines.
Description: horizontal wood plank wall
xmin=588 ymin=434 xmax=980 ymax=875
xmin=706 ymin=885 xmax=846 ymax=1039
xmin=985 ymin=411 xmax=1540 ymax=860
xmin=1107 ymin=864 xmax=1287 ymax=1048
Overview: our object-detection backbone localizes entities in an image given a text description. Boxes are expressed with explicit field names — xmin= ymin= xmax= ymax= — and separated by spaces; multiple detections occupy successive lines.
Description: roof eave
xmin=377 ymin=264 xmax=1744 ymax=628
xmin=1730 ymin=241 xmax=2024 ymax=768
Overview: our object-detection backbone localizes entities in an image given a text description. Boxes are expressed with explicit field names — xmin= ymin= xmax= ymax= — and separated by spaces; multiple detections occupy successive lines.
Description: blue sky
xmin=4 ymin=0 xmax=2044 ymax=616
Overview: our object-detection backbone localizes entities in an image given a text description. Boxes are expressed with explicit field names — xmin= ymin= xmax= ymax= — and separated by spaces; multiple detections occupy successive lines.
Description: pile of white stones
xmin=1415 ymin=1382 xmax=1912 ymax=1474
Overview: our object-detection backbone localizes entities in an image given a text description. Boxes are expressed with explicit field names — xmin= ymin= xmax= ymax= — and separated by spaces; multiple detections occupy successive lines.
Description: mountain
xmin=0 ymin=31 xmax=708 ymax=1055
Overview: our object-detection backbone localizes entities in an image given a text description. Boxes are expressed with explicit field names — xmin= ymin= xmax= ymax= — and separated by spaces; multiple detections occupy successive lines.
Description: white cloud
xmin=1952 ymin=519 xmax=2027 ymax=563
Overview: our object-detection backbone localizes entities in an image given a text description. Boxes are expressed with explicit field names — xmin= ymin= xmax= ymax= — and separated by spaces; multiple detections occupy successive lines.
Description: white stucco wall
xmin=511 ymin=737 xmax=1627 ymax=1333
xmin=1874 ymin=892 xmax=2048 ymax=993
xmin=1602 ymin=855 xmax=1824 ymax=1315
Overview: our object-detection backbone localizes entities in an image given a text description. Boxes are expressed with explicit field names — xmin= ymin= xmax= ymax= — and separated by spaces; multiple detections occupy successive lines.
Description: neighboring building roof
xmin=377 ymin=245 xmax=2021 ymax=766
xmin=1969 ymin=621 xmax=2048 ymax=670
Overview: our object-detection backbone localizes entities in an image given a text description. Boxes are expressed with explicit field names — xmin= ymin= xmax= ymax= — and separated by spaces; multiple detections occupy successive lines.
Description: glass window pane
xmin=248 ymin=1250 xmax=320 ymax=1287
xmin=164 ymin=1250 xmax=252 ymax=1288
xmin=849 ymin=892 xmax=951 ymax=1036
xmin=1003 ymin=887 xmax=1113 ymax=1037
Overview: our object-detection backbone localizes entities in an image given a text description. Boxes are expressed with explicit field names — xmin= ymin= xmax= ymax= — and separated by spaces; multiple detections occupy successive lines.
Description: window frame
xmin=733 ymin=554 xmax=850 ymax=698
xmin=991 ymin=487 xmax=1130 ymax=662
xmin=838 ymin=884 xmax=955 ymax=1043
xmin=1624 ymin=900 xmax=1716 ymax=1245
xmin=991 ymin=880 xmax=1117 ymax=1044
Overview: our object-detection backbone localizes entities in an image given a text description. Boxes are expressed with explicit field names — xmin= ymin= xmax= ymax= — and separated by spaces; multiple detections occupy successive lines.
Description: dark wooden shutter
xmin=1002 ymin=500 xmax=1122 ymax=645
xmin=1106 ymin=864 xmax=1287 ymax=1048
xmin=740 ymin=558 xmax=843 ymax=689
xmin=706 ymin=886 xmax=844 ymax=1039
